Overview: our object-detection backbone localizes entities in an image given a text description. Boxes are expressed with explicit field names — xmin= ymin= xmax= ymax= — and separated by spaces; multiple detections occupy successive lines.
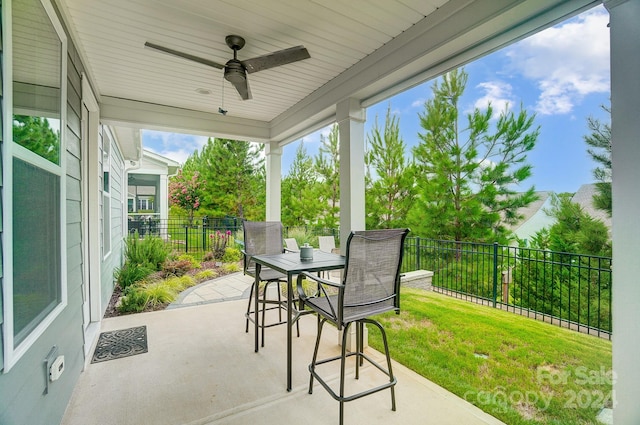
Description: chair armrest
xmin=301 ymin=271 xmax=342 ymax=288
xmin=296 ymin=271 xmax=343 ymax=302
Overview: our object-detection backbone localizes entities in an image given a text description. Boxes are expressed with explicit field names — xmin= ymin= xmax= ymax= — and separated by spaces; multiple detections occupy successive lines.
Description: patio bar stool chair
xmin=242 ymin=220 xmax=299 ymax=348
xmin=284 ymin=238 xmax=300 ymax=252
xmin=296 ymin=228 xmax=410 ymax=425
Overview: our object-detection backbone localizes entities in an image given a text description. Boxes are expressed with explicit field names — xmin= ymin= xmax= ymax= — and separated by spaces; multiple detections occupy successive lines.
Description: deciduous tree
xmin=183 ymin=138 xmax=265 ymax=219
xmin=168 ymin=170 xmax=205 ymax=225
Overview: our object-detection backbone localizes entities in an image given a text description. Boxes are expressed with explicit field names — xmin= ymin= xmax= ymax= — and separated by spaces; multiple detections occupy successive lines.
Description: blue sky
xmin=143 ymin=5 xmax=610 ymax=194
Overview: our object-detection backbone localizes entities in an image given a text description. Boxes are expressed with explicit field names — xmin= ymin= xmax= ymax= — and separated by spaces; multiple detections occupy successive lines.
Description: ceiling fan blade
xmin=230 ymin=77 xmax=252 ymax=100
xmin=242 ymin=45 xmax=310 ymax=74
xmin=144 ymin=42 xmax=225 ymax=70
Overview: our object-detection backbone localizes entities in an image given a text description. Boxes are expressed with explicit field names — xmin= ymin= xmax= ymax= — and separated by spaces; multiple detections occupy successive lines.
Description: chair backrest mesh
xmin=342 ymin=229 xmax=409 ymax=312
xmin=318 ymin=236 xmax=336 ymax=253
xmin=243 ymin=220 xmax=284 ymax=272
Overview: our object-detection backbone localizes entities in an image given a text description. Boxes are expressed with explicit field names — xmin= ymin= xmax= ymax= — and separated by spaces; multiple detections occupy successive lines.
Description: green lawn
xmin=368 ymin=288 xmax=612 ymax=425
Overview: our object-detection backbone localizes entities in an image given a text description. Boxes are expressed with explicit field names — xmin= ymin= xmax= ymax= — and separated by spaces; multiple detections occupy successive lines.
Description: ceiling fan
xmin=144 ymin=35 xmax=310 ymax=101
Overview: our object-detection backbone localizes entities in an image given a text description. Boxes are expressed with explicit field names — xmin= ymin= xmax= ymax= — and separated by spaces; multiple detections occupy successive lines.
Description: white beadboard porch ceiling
xmin=56 ymin=0 xmax=597 ymax=148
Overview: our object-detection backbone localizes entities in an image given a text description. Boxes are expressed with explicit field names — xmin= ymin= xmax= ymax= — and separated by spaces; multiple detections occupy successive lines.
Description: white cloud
xmin=473 ymin=80 xmax=515 ymax=117
xmin=411 ymin=98 xmax=425 ymax=108
xmin=142 ymin=130 xmax=208 ymax=165
xmin=505 ymin=6 xmax=610 ymax=115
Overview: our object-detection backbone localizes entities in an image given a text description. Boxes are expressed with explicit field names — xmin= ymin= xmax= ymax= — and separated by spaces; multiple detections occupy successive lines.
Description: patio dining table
xmin=251 ymin=250 xmax=345 ymax=391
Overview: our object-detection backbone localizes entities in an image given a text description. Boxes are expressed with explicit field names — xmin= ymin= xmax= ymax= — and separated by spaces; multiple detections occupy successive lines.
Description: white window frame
xmin=2 ymin=0 xmax=68 ymax=372
xmin=102 ymin=131 xmax=112 ymax=259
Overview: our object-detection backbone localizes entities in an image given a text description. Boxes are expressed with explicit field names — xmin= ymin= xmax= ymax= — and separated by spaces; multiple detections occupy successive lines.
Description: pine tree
xmin=408 ymin=68 xmax=539 ymax=242
xmin=281 ymin=143 xmax=319 ymax=226
xmin=13 ymin=115 xmax=60 ymax=164
xmin=365 ymin=104 xmax=415 ymax=229
xmin=314 ymin=125 xmax=340 ymax=228
xmin=584 ymin=104 xmax=612 ymax=216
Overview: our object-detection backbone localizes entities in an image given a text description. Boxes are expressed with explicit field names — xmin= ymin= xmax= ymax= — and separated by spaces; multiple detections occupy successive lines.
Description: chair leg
xmin=245 ymin=281 xmax=256 ymax=333
xmin=308 ymin=317 xmax=326 ymax=394
xmin=261 ymin=281 xmax=270 ymax=347
xmin=369 ymin=319 xmax=397 ymax=412
xmin=339 ymin=322 xmax=351 ymax=425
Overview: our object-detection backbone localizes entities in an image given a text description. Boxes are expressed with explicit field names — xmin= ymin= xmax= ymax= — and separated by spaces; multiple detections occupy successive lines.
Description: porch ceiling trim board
xmin=99 ymin=96 xmax=271 ymax=143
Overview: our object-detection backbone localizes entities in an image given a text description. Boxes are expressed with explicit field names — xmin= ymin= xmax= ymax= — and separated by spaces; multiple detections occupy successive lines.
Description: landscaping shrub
xmin=222 ymin=263 xmax=240 ymax=273
xmin=118 ymin=286 xmax=149 ymax=313
xmin=125 ymin=235 xmax=170 ymax=270
xmin=177 ymin=254 xmax=201 ymax=269
xmin=286 ymin=227 xmax=318 ymax=248
xmin=163 ymin=275 xmax=196 ymax=293
xmin=162 ymin=258 xmax=195 ymax=277
xmin=141 ymin=281 xmax=178 ymax=307
xmin=195 ymin=269 xmax=217 ymax=281
xmin=115 ymin=262 xmax=155 ymax=289
xmin=221 ymin=247 xmax=242 ymax=263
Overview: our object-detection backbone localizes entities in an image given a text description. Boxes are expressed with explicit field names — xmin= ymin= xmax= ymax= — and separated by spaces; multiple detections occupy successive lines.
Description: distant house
xmin=506 ymin=191 xmax=556 ymax=244
xmin=571 ymin=184 xmax=612 ymax=234
xmin=508 ymin=185 xmax=612 ymax=245
xmin=126 ymin=150 xmax=180 ymax=236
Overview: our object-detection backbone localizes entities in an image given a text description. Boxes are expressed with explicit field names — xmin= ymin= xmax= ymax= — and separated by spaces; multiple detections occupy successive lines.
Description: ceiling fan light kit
xmin=145 ymin=35 xmax=310 ymax=102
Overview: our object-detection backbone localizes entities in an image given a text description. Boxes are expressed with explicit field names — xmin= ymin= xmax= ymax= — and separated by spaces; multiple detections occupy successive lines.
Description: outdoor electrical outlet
xmin=50 ymin=355 xmax=65 ymax=381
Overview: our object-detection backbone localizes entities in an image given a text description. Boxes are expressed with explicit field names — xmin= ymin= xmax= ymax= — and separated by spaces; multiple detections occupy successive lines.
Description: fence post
xmin=492 ymin=242 xmax=498 ymax=308
xmin=415 ymin=237 xmax=421 ymax=270
xmin=185 ymin=226 xmax=189 ymax=253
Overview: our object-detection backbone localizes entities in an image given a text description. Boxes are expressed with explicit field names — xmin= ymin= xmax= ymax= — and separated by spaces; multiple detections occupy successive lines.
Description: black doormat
xmin=91 ymin=325 xmax=148 ymax=363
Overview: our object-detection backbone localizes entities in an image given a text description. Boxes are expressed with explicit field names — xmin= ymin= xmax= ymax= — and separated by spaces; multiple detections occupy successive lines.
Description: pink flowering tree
xmin=168 ymin=170 xmax=205 ymax=226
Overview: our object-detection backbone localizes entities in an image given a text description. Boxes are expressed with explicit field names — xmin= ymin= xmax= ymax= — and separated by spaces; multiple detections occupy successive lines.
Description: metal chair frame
xmin=242 ymin=220 xmax=299 ymax=347
xmin=297 ymin=228 xmax=409 ymax=425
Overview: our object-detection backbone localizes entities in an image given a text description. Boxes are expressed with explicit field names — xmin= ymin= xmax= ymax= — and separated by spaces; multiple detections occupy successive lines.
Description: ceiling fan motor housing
xmin=224 ymin=60 xmax=246 ymax=83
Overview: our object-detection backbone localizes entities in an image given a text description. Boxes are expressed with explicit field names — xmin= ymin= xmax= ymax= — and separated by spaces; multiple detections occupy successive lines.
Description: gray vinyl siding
xmin=0 ymin=3 xmax=88 ymax=423
xmin=100 ymin=132 xmax=125 ymax=311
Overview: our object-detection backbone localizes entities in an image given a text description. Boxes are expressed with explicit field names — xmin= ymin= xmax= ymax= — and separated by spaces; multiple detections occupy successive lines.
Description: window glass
xmin=12 ymin=158 xmax=61 ymax=346
xmin=9 ymin=0 xmax=65 ymax=352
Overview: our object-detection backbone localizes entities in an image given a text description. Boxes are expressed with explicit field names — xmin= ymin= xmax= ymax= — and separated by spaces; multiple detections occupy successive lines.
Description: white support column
xmin=265 ymin=141 xmax=282 ymax=222
xmin=605 ymin=0 xmax=640 ymax=423
xmin=159 ymin=174 xmax=169 ymax=239
xmin=337 ymin=98 xmax=366 ymax=249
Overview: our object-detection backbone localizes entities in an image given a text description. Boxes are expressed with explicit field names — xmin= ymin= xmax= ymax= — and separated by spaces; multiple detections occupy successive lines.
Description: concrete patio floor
xmin=61 ymin=274 xmax=505 ymax=425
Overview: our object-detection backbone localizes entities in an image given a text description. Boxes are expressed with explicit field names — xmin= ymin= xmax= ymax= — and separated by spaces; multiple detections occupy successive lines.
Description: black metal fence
xmin=127 ymin=216 xmax=338 ymax=254
xmin=127 ymin=219 xmax=612 ymax=338
xmin=402 ymin=238 xmax=612 ymax=339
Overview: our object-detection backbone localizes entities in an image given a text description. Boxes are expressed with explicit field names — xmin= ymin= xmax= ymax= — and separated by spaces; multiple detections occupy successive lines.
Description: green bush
xmin=141 ymin=282 xmax=178 ymax=307
xmin=125 ymin=235 xmax=170 ymax=270
xmin=162 ymin=258 xmax=194 ymax=277
xmin=222 ymin=263 xmax=240 ymax=273
xmin=163 ymin=275 xmax=196 ymax=292
xmin=221 ymin=247 xmax=242 ymax=263
xmin=195 ymin=269 xmax=217 ymax=281
xmin=177 ymin=254 xmax=201 ymax=269
xmin=115 ymin=262 xmax=155 ymax=289
xmin=119 ymin=286 xmax=149 ymax=313
xmin=286 ymin=227 xmax=318 ymax=248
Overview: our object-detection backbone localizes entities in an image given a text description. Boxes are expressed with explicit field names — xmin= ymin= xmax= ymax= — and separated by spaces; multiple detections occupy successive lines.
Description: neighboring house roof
xmin=141 ymin=149 xmax=181 ymax=176
xmin=506 ymin=191 xmax=555 ymax=243
xmin=572 ymin=183 xmax=612 ymax=231
xmin=507 ymin=185 xmax=612 ymax=243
